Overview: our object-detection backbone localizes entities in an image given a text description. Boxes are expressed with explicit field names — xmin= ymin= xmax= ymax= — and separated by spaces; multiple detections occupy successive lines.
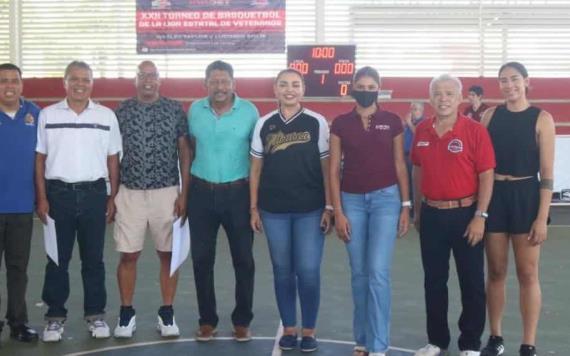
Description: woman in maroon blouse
xmin=329 ymin=66 xmax=410 ymax=356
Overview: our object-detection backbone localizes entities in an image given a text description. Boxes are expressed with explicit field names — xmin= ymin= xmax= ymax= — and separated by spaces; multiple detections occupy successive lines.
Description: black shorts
xmin=486 ymin=177 xmax=540 ymax=234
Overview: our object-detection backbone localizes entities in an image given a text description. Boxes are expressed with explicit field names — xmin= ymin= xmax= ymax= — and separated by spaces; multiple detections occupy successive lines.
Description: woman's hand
xmin=320 ymin=210 xmax=332 ymax=234
xmin=398 ymin=207 xmax=410 ymax=237
xmin=250 ymin=208 xmax=263 ymax=233
xmin=528 ymin=218 xmax=548 ymax=245
xmin=334 ymin=211 xmax=351 ymax=242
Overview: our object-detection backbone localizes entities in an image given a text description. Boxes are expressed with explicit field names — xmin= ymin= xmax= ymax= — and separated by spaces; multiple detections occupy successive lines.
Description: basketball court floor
xmin=0 ymin=207 xmax=568 ymax=356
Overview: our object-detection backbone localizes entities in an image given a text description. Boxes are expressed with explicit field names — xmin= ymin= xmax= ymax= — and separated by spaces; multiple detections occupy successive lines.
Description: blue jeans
xmin=341 ymin=184 xmax=400 ymax=353
xmin=260 ymin=209 xmax=324 ymax=329
xmin=42 ymin=179 xmax=107 ymax=321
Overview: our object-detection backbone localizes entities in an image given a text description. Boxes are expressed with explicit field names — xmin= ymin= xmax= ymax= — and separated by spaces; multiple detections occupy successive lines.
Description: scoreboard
xmin=287 ymin=45 xmax=356 ymax=97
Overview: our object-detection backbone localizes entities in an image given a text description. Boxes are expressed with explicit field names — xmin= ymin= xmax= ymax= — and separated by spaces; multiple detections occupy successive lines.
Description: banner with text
xmin=136 ymin=0 xmax=285 ymax=54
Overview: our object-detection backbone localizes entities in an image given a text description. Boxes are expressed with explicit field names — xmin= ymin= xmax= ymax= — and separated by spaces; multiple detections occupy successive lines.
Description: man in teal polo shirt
xmin=187 ymin=60 xmax=259 ymax=342
xmin=0 ymin=63 xmax=40 ymax=343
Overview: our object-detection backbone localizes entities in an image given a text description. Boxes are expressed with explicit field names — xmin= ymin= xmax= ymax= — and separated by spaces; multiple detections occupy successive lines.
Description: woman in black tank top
xmin=480 ymin=62 xmax=555 ymax=356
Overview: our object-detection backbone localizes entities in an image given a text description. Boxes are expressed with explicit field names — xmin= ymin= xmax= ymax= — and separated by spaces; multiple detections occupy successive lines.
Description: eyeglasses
xmin=206 ymin=79 xmax=233 ymax=87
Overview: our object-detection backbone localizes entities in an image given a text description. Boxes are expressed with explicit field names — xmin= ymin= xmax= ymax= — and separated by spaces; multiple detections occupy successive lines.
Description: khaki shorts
xmin=113 ymin=185 xmax=179 ymax=253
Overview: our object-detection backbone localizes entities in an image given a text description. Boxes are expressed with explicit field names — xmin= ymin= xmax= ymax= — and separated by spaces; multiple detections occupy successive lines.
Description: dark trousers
xmin=419 ymin=203 xmax=485 ymax=351
xmin=42 ymin=179 xmax=107 ymax=320
xmin=0 ymin=213 xmax=33 ymax=327
xmin=187 ymin=179 xmax=254 ymax=327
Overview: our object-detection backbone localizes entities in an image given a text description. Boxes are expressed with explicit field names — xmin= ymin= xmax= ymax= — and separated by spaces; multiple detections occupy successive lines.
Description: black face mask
xmin=351 ymin=90 xmax=378 ymax=108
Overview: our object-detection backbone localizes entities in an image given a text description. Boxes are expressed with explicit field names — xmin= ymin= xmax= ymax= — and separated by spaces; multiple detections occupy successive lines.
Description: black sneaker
xmin=114 ymin=306 xmax=136 ymax=338
xmin=157 ymin=305 xmax=179 ymax=337
xmin=158 ymin=305 xmax=174 ymax=325
xmin=481 ymin=335 xmax=505 ymax=356
xmin=278 ymin=334 xmax=297 ymax=351
xmin=119 ymin=306 xmax=136 ymax=327
xmin=300 ymin=336 xmax=318 ymax=352
xmin=519 ymin=344 xmax=537 ymax=356
xmin=10 ymin=324 xmax=39 ymax=342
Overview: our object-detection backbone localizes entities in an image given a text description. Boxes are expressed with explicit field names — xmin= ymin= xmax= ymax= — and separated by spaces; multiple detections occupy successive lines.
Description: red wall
xmin=23 ymin=77 xmax=570 ymax=134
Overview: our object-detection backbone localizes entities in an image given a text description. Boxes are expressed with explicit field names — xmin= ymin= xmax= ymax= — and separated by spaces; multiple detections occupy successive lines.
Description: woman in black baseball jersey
xmin=249 ymin=68 xmax=332 ymax=353
xmin=480 ymin=62 xmax=555 ymax=356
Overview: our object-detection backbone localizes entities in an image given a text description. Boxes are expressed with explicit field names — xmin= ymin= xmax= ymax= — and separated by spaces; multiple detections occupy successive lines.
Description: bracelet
xmin=401 ymin=200 xmax=412 ymax=208
xmin=325 ymin=204 xmax=334 ymax=211
xmin=539 ymin=178 xmax=553 ymax=190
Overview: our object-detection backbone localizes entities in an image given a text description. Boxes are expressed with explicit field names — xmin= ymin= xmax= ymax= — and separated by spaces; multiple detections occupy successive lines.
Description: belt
xmin=423 ymin=195 xmax=476 ymax=209
xmin=48 ymin=178 xmax=105 ymax=191
xmin=192 ymin=176 xmax=249 ymax=190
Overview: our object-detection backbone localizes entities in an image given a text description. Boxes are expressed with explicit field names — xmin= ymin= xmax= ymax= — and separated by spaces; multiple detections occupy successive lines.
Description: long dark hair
xmin=353 ymin=66 xmax=380 ymax=86
xmin=499 ymin=61 xmax=529 ymax=94
xmin=498 ymin=61 xmax=528 ymax=78
xmin=275 ymin=68 xmax=305 ymax=86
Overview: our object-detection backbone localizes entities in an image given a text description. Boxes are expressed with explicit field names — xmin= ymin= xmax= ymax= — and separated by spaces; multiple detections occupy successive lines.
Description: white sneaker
xmin=42 ymin=320 xmax=64 ymax=342
xmin=157 ymin=315 xmax=180 ymax=337
xmin=459 ymin=351 xmax=480 ymax=356
xmin=114 ymin=315 xmax=136 ymax=338
xmin=415 ymin=344 xmax=446 ymax=356
xmin=87 ymin=319 xmax=111 ymax=339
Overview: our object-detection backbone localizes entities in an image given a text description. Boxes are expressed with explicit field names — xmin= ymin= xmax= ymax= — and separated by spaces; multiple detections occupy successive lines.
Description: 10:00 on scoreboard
xmin=287 ymin=45 xmax=356 ymax=97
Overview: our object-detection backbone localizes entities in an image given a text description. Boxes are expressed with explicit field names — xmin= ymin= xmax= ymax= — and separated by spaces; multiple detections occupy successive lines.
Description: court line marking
xmin=271 ymin=322 xmax=283 ymax=356
xmin=62 ymin=337 xmax=416 ymax=355
xmin=63 ymin=337 xmax=276 ymax=356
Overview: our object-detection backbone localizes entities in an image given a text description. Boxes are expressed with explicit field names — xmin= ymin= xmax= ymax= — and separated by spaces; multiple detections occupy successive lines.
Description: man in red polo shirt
xmin=411 ymin=74 xmax=495 ymax=356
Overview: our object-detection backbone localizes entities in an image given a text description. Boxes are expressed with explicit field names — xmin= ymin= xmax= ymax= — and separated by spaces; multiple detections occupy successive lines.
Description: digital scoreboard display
xmin=287 ymin=45 xmax=356 ymax=97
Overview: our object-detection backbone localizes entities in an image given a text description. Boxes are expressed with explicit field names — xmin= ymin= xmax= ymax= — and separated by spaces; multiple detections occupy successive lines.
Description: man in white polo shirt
xmin=35 ymin=61 xmax=122 ymax=342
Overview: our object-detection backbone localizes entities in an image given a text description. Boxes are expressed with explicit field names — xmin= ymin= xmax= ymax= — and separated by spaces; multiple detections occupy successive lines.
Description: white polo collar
xmin=56 ymin=99 xmax=96 ymax=111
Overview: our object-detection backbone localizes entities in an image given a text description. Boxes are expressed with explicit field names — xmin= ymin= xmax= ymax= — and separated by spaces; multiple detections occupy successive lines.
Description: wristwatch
xmin=474 ymin=210 xmax=489 ymax=219
xmin=401 ymin=200 xmax=412 ymax=208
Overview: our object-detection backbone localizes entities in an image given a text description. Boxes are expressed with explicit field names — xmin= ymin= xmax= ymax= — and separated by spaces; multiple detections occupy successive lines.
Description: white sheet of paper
xmin=170 ymin=217 xmax=190 ymax=277
xmin=42 ymin=216 xmax=59 ymax=266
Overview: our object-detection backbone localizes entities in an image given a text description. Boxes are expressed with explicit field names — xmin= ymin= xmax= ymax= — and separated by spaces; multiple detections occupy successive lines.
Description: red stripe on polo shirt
xmin=411 ymin=115 xmax=495 ymax=200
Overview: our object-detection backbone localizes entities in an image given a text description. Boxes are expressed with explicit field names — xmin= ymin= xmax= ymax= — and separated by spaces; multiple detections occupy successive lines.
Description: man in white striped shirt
xmin=35 ymin=60 xmax=122 ymax=343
